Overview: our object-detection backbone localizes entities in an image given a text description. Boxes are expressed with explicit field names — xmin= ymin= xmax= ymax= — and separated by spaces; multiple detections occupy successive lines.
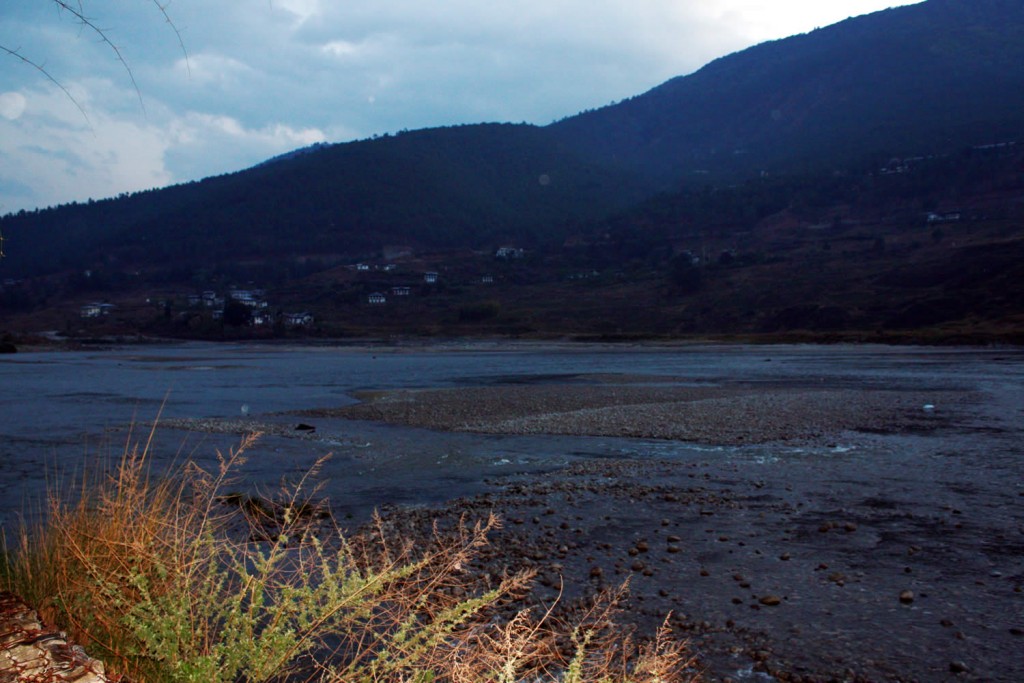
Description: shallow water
xmin=4 ymin=340 xmax=1022 ymax=681
xmin=1 ymin=341 xmax=1021 ymax=528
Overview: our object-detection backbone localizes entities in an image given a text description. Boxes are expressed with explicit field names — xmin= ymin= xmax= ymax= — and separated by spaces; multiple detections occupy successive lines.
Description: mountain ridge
xmin=2 ymin=0 xmax=1023 ymax=341
xmin=551 ymin=0 xmax=1024 ymax=181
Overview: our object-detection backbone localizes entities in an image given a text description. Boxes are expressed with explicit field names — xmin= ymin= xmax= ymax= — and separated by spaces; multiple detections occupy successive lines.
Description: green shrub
xmin=2 ymin=425 xmax=699 ymax=683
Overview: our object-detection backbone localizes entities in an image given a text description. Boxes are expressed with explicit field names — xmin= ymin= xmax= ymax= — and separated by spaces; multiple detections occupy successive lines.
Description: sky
xmin=0 ymin=0 xmax=921 ymax=214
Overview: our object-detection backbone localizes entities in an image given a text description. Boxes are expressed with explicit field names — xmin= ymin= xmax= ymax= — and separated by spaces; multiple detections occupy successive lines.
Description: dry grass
xmin=1 ymin=423 xmax=700 ymax=683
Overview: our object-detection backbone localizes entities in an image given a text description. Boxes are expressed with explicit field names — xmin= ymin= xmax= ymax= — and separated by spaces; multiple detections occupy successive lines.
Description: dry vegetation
xmin=1 ymin=425 xmax=700 ymax=683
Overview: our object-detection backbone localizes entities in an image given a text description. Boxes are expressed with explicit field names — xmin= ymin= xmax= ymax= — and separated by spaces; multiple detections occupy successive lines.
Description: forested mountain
xmin=1 ymin=0 xmax=1023 ymax=342
xmin=552 ymin=0 xmax=1024 ymax=182
xmin=0 ymin=124 xmax=647 ymax=278
xmin=4 ymin=0 xmax=1023 ymax=280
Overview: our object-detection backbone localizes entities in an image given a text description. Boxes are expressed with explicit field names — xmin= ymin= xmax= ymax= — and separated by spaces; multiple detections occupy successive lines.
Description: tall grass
xmin=1 ymin=425 xmax=699 ymax=683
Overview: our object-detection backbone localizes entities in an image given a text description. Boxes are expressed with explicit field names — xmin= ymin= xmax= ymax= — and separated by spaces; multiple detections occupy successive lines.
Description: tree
xmin=669 ymin=253 xmax=702 ymax=294
xmin=222 ymin=298 xmax=252 ymax=327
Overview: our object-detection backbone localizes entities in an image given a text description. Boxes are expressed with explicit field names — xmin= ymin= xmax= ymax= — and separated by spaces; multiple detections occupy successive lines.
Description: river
xmin=2 ymin=340 xmax=1022 ymax=680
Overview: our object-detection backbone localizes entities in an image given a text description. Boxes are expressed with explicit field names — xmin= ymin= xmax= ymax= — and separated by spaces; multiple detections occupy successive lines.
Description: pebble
xmin=759 ymin=595 xmax=782 ymax=606
xmin=899 ymin=590 xmax=914 ymax=604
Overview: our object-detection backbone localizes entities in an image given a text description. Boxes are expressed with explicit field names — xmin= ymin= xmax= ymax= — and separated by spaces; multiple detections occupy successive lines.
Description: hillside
xmin=0 ymin=124 xmax=648 ymax=279
xmin=552 ymin=0 xmax=1024 ymax=182
xmin=2 ymin=0 xmax=1023 ymax=343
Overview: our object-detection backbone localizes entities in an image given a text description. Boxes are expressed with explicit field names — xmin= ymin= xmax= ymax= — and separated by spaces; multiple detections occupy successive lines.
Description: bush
xmin=1 ymin=425 xmax=700 ymax=683
xmin=458 ymin=300 xmax=501 ymax=322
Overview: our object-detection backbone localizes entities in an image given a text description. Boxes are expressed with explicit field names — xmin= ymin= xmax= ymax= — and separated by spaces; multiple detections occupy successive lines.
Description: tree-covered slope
xmin=550 ymin=0 xmax=1024 ymax=182
xmin=4 ymin=0 xmax=1023 ymax=284
xmin=0 ymin=124 xmax=648 ymax=278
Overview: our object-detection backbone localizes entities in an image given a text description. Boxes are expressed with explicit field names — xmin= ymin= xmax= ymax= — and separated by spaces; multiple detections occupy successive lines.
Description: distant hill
xmin=0 ymin=124 xmax=648 ymax=278
xmin=551 ymin=0 xmax=1024 ymax=182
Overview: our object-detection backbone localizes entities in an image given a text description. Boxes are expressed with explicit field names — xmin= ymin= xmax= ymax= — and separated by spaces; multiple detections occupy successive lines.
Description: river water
xmin=1 ymin=341 xmax=1021 ymax=528
xmin=3 ymin=340 xmax=1024 ymax=680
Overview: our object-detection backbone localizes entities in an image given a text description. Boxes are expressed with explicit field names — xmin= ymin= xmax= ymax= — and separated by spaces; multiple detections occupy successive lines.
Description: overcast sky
xmin=0 ymin=0 xmax=920 ymax=214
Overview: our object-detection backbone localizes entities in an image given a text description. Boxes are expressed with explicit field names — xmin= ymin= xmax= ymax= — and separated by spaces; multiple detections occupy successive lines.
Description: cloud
xmin=0 ymin=78 xmax=330 ymax=212
xmin=0 ymin=92 xmax=26 ymax=120
xmin=166 ymin=112 xmax=328 ymax=177
xmin=0 ymin=83 xmax=172 ymax=210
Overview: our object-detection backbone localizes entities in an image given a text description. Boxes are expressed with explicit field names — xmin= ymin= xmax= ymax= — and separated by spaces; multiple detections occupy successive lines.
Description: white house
xmin=80 ymin=303 xmax=115 ymax=318
xmin=80 ymin=303 xmax=103 ymax=318
xmin=284 ymin=312 xmax=314 ymax=327
xmin=368 ymin=292 xmax=387 ymax=304
xmin=228 ymin=288 xmax=268 ymax=309
xmin=424 ymin=272 xmax=438 ymax=284
xmin=391 ymin=286 xmax=411 ymax=296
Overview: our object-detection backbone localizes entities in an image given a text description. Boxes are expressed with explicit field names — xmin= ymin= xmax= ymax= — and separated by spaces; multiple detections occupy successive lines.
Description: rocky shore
xmin=0 ymin=592 xmax=112 ymax=682
xmin=308 ymin=381 xmax=964 ymax=445
xmin=163 ymin=375 xmax=1021 ymax=682
xmin=366 ymin=451 xmax=1021 ymax=683
xmin=315 ymin=377 xmax=1019 ymax=682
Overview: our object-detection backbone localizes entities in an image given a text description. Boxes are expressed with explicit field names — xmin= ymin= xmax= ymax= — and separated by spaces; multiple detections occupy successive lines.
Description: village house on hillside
xmin=284 ymin=312 xmax=314 ymax=327
xmin=80 ymin=302 xmax=115 ymax=318
xmin=927 ymin=211 xmax=962 ymax=223
xmin=424 ymin=272 xmax=438 ymax=284
xmin=368 ymin=292 xmax=386 ymax=305
xmin=228 ymin=288 xmax=268 ymax=309
xmin=495 ymin=246 xmax=525 ymax=259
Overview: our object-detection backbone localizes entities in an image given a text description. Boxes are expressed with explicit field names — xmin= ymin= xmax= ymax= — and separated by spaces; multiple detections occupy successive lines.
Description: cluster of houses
xmin=180 ymin=288 xmax=314 ymax=328
xmin=495 ymin=246 xmax=525 ymax=259
xmin=352 ymin=263 xmax=398 ymax=273
xmin=366 ymin=273 xmax=436 ymax=305
xmin=355 ymin=247 xmax=522 ymax=305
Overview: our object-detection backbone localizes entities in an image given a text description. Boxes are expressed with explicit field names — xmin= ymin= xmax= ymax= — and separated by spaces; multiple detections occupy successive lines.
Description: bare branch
xmin=151 ymin=0 xmax=190 ymax=77
xmin=0 ymin=44 xmax=90 ymax=124
xmin=51 ymin=0 xmax=145 ymax=111
xmin=2 ymin=1 xmax=190 ymax=117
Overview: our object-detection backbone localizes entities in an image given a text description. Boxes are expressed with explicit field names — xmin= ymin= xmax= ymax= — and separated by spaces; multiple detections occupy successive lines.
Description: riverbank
xmin=5 ymin=346 xmax=1020 ymax=681
xmin=362 ymin=442 xmax=1022 ymax=682
xmin=299 ymin=376 xmax=1021 ymax=682
xmin=304 ymin=379 xmax=965 ymax=446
